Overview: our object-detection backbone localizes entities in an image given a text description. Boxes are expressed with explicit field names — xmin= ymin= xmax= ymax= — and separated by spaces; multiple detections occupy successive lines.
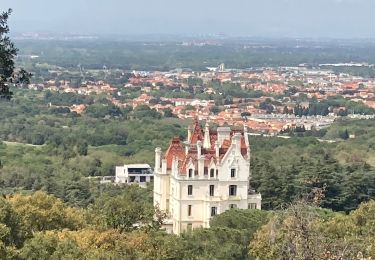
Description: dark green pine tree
xmin=340 ymin=170 xmax=375 ymax=212
xmin=340 ymin=129 xmax=350 ymax=140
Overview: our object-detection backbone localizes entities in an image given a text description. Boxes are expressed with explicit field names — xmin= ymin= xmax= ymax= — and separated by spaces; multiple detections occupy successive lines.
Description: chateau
xmin=153 ymin=120 xmax=261 ymax=234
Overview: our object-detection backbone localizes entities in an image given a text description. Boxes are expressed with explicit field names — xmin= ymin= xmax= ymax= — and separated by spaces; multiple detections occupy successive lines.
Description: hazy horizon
xmin=1 ymin=0 xmax=375 ymax=39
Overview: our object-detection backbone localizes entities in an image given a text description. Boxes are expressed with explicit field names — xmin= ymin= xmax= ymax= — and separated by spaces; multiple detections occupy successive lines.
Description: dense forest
xmin=0 ymin=82 xmax=374 ymax=259
xmin=15 ymin=38 xmax=375 ymax=73
xmin=251 ymin=124 xmax=375 ymax=212
xmin=0 ymin=89 xmax=375 ymax=208
xmin=0 ymin=90 xmax=374 ymax=210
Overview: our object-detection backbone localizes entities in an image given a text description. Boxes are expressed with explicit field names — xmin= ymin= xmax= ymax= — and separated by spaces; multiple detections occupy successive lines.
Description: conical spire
xmin=189 ymin=118 xmax=203 ymax=144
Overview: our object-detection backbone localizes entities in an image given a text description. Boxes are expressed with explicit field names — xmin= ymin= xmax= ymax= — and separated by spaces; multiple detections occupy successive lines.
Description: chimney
xmin=187 ymin=125 xmax=192 ymax=143
xmin=203 ymin=122 xmax=211 ymax=149
xmin=197 ymin=140 xmax=202 ymax=158
xmin=232 ymin=133 xmax=242 ymax=152
xmin=172 ymin=156 xmax=179 ymax=177
xmin=198 ymin=155 xmax=205 ymax=177
xmin=155 ymin=147 xmax=162 ymax=173
xmin=215 ymin=141 xmax=220 ymax=158
xmin=217 ymin=127 xmax=231 ymax=146
xmin=161 ymin=159 xmax=167 ymax=175
xmin=243 ymin=125 xmax=250 ymax=157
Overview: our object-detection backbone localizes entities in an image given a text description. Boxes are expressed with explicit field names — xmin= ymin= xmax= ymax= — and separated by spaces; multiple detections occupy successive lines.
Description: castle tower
xmin=154 ymin=120 xmax=261 ymax=234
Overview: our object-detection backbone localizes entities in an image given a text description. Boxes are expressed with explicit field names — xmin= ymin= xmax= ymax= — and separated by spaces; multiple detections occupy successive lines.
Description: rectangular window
xmin=248 ymin=203 xmax=257 ymax=209
xmin=188 ymin=185 xmax=193 ymax=196
xmin=229 ymin=185 xmax=237 ymax=196
xmin=209 ymin=185 xmax=215 ymax=196
xmin=140 ymin=176 xmax=146 ymax=182
xmin=187 ymin=223 xmax=193 ymax=232
xmin=204 ymin=167 xmax=208 ymax=176
xmin=229 ymin=204 xmax=237 ymax=209
xmin=129 ymin=176 xmax=136 ymax=182
xmin=189 ymin=169 xmax=193 ymax=178
xmin=211 ymin=207 xmax=217 ymax=217
xmin=210 ymin=169 xmax=215 ymax=178
xmin=188 ymin=205 xmax=192 ymax=216
xmin=231 ymin=169 xmax=236 ymax=178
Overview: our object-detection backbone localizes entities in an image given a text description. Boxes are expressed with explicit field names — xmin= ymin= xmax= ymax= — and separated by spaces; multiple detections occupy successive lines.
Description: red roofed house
xmin=365 ymin=100 xmax=375 ymax=109
xmin=70 ymin=104 xmax=87 ymax=114
xmin=153 ymin=120 xmax=261 ymax=234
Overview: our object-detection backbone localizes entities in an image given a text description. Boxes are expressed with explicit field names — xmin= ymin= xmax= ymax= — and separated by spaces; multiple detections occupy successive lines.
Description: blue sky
xmin=1 ymin=0 xmax=374 ymax=38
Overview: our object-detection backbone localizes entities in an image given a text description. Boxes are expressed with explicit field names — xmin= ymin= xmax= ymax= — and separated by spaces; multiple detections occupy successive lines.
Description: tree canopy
xmin=0 ymin=9 xmax=30 ymax=100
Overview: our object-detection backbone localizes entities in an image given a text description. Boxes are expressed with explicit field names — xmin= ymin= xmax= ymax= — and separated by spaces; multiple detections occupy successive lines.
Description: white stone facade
xmin=153 ymin=121 xmax=261 ymax=234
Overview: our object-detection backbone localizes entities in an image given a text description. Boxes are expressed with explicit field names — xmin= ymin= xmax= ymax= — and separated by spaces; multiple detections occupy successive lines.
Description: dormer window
xmin=231 ymin=169 xmax=236 ymax=178
xmin=188 ymin=169 xmax=193 ymax=178
xmin=210 ymin=169 xmax=215 ymax=178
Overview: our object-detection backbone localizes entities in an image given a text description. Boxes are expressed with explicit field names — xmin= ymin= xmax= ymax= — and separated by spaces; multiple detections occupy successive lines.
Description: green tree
xmin=76 ymin=141 xmax=88 ymax=156
xmin=0 ymin=198 xmax=27 ymax=248
xmin=210 ymin=106 xmax=221 ymax=115
xmin=249 ymin=200 xmax=375 ymax=260
xmin=241 ymin=111 xmax=251 ymax=118
xmin=0 ymin=9 xmax=30 ymax=99
xmin=163 ymin=108 xmax=174 ymax=117
xmin=340 ymin=129 xmax=350 ymax=140
xmin=210 ymin=209 xmax=271 ymax=234
xmin=182 ymin=227 xmax=246 ymax=259
xmin=88 ymin=185 xmax=154 ymax=232
xmin=8 ymin=192 xmax=86 ymax=233
xmin=19 ymin=231 xmax=85 ymax=260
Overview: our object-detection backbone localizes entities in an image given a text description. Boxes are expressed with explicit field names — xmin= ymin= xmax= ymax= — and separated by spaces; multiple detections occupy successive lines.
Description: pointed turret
xmin=189 ymin=118 xmax=203 ymax=144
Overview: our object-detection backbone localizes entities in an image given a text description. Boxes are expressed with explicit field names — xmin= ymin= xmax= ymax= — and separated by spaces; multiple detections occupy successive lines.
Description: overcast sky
xmin=1 ymin=0 xmax=374 ymax=38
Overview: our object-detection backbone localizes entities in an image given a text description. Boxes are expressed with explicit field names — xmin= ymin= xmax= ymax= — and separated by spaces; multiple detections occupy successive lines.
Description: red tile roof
xmin=164 ymin=137 xmax=185 ymax=170
xmin=189 ymin=119 xmax=203 ymax=144
xmin=164 ymin=121 xmax=249 ymax=176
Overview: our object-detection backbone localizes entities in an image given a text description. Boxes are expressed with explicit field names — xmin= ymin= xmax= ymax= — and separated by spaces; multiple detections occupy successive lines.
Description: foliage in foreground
xmin=0 ymin=9 xmax=30 ymax=100
xmin=250 ymin=200 xmax=375 ymax=260
xmin=0 ymin=190 xmax=271 ymax=260
xmin=0 ymin=190 xmax=374 ymax=260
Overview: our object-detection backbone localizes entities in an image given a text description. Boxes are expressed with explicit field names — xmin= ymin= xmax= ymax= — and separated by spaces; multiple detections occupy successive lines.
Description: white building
xmin=153 ymin=120 xmax=261 ymax=234
xmin=115 ymin=164 xmax=153 ymax=188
